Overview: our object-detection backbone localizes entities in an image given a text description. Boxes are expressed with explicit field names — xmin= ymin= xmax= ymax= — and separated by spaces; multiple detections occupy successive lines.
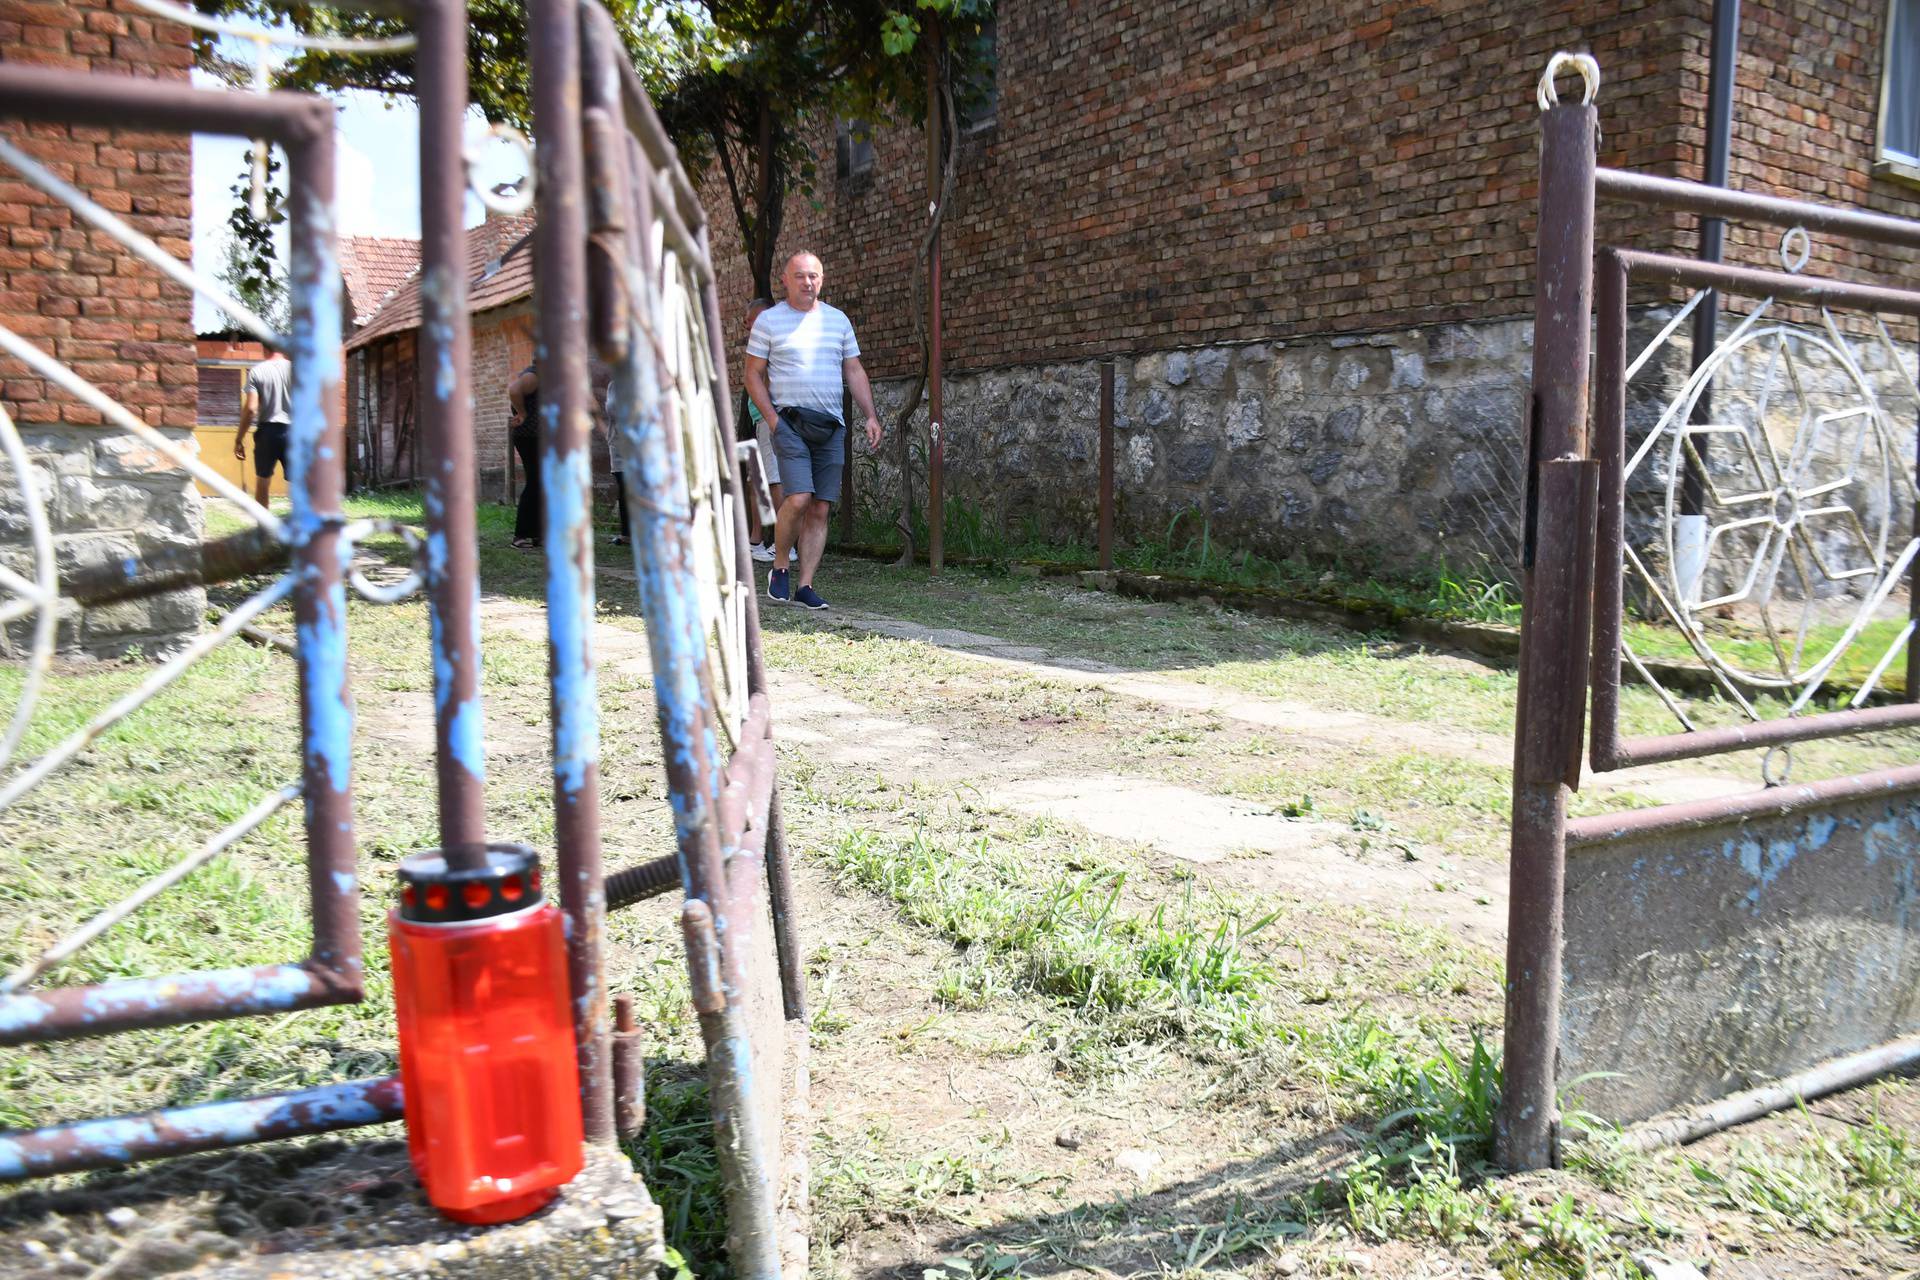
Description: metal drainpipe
xmin=1679 ymin=0 xmax=1740 ymax=602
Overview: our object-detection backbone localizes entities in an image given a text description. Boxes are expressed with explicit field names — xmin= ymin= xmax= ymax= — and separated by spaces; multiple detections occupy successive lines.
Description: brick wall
xmin=709 ymin=0 xmax=1707 ymax=381
xmin=1699 ymin=0 xmax=1920 ymax=305
xmin=0 ymin=0 xmax=201 ymax=656
xmin=472 ymin=303 xmax=534 ymax=499
xmin=706 ymin=0 xmax=1920 ymax=383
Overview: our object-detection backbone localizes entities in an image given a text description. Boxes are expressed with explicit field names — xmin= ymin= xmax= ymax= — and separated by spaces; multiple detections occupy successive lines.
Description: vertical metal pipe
xmin=1098 ymin=359 xmax=1114 ymax=570
xmin=926 ymin=24 xmax=945 ymax=576
xmin=1589 ymin=251 xmax=1630 ymax=765
xmin=283 ymin=115 xmax=360 ymax=980
xmin=612 ymin=994 xmax=644 ymax=1143
xmin=529 ymin=0 xmax=612 ymax=1145
xmin=1911 ymin=412 xmax=1918 ymax=701
xmin=1496 ymin=101 xmax=1597 ymax=1173
xmin=416 ymin=0 xmax=488 ymax=869
xmin=1682 ymin=0 xmax=1740 ymax=530
xmin=840 ymin=388 xmax=854 ymax=543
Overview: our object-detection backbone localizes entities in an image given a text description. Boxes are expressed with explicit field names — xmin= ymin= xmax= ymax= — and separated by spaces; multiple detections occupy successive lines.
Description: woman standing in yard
xmin=508 ymin=363 xmax=541 ymax=549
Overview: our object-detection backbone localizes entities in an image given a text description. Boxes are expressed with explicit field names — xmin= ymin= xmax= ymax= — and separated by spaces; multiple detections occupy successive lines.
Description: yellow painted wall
xmin=191 ymin=424 xmax=289 ymax=499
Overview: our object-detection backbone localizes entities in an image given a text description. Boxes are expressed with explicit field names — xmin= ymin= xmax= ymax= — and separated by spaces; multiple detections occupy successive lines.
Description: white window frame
xmin=1877 ymin=0 xmax=1920 ymax=184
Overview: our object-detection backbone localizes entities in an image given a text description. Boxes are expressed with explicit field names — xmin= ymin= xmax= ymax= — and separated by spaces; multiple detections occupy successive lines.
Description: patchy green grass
xmin=4 ymin=490 xmax=1917 ymax=1280
xmin=857 ymin=499 xmax=1528 ymax=626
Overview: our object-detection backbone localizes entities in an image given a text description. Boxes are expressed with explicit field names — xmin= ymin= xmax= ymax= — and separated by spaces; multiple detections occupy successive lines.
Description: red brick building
xmin=703 ymin=0 xmax=1920 ymax=571
xmin=345 ymin=213 xmax=535 ymax=497
xmin=0 ymin=0 xmax=201 ymax=655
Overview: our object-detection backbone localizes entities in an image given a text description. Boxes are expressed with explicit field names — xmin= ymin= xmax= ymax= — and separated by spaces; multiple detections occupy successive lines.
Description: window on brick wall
xmin=1880 ymin=0 xmax=1920 ymax=171
xmin=836 ymin=119 xmax=874 ymax=180
xmin=196 ymin=365 xmax=245 ymax=426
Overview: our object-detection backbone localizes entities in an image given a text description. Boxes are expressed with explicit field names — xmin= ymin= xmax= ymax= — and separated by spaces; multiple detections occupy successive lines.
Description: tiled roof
xmin=345 ymin=214 xmax=536 ymax=350
xmin=340 ymin=235 xmax=421 ymax=327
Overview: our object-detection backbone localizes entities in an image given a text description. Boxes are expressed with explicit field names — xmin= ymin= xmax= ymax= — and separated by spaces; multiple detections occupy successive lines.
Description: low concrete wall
xmin=1559 ymin=787 xmax=1920 ymax=1125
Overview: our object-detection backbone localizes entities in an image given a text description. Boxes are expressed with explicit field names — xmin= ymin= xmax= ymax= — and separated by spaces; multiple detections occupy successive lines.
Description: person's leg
xmin=796 ymin=498 xmax=831 ymax=588
xmin=773 ymin=491 xmax=811 ymax=566
xmin=766 ymin=482 xmax=787 ymax=556
xmin=513 ymin=432 xmax=541 ymax=543
xmin=252 ymin=424 xmax=280 ymax=508
xmin=613 ymin=471 xmax=630 ymax=543
xmin=795 ymin=428 xmax=843 ymax=589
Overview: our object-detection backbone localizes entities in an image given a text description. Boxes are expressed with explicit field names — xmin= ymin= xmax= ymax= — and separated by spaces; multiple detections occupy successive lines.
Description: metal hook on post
xmin=1536 ymin=52 xmax=1601 ymax=113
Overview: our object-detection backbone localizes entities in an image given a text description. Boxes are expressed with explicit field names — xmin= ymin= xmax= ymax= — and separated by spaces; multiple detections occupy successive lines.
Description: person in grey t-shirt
xmin=743 ymin=251 xmax=883 ymax=611
xmin=235 ymin=350 xmax=292 ymax=505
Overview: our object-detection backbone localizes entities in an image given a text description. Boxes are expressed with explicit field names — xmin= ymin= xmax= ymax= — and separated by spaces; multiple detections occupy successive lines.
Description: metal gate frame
xmin=0 ymin=0 xmax=556 ymax=1180
xmin=1500 ymin=56 xmax=1920 ymax=1170
xmin=525 ymin=2 xmax=808 ymax=1274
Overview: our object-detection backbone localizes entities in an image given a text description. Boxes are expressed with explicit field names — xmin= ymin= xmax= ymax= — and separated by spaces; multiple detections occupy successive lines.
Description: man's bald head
xmin=782 ymin=252 xmax=823 ymax=311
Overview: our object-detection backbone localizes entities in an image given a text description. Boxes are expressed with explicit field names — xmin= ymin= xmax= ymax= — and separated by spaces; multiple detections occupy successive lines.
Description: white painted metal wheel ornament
xmin=659 ymin=257 xmax=749 ymax=750
xmin=1625 ymin=264 xmax=1919 ymax=718
xmin=0 ymin=404 xmax=57 ymax=773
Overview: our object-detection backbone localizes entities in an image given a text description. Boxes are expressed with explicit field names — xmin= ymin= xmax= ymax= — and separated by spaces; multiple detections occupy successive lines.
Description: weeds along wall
xmin=0 ymin=0 xmax=201 ymax=657
xmin=702 ymin=0 xmax=1920 ymax=572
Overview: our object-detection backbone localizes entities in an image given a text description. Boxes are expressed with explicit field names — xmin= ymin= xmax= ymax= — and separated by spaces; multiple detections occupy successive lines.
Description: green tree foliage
xmin=213 ymin=146 xmax=289 ymax=333
xmin=184 ymin=0 xmax=656 ymax=131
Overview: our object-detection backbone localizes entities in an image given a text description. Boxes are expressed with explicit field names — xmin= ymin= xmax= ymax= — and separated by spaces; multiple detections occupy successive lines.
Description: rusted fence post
xmin=926 ymin=21 xmax=944 ymax=577
xmin=415 ymin=0 xmax=487 ymax=867
xmin=529 ymin=0 xmax=613 ymax=1146
xmin=1098 ymin=359 xmax=1114 ymax=570
xmin=1496 ymin=82 xmax=1598 ymax=1173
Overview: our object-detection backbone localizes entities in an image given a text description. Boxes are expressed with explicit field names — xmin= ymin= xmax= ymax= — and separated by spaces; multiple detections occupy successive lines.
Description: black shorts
xmin=254 ymin=423 xmax=289 ymax=480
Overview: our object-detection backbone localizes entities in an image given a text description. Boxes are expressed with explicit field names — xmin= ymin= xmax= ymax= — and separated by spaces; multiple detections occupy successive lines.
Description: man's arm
xmin=843 ymin=357 xmax=883 ymax=450
xmin=744 ymin=355 xmax=779 ymax=432
xmin=235 ymin=387 xmax=255 ymax=459
xmin=507 ymin=371 xmax=534 ymax=427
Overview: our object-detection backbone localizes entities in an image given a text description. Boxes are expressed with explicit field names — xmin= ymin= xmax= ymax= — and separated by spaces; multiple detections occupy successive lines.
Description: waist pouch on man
xmin=777 ymin=404 xmax=843 ymax=446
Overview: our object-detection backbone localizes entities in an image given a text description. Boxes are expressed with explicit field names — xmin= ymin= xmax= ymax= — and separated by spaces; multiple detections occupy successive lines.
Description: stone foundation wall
xmin=857 ymin=305 xmax=1920 ymax=591
xmin=862 ymin=316 xmax=1535 ymax=576
xmin=0 ymin=0 xmax=201 ymax=659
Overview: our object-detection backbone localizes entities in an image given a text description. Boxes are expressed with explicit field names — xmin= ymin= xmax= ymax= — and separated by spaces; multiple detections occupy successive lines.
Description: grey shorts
xmin=771 ymin=418 xmax=845 ymax=505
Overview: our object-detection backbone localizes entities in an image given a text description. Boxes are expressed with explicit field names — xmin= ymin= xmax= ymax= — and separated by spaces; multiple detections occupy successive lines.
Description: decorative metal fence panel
xmin=0 ymin=55 xmax=393 ymax=1176
xmin=528 ymin=2 xmax=807 ymax=1274
xmin=1500 ymin=55 xmax=1920 ymax=1169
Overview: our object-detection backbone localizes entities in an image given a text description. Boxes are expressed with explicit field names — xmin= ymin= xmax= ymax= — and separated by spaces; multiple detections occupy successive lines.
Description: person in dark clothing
xmin=508 ymin=364 xmax=540 ymax=548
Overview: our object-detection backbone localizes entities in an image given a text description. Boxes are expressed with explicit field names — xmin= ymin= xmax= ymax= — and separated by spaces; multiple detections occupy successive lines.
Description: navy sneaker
xmin=793 ymin=585 xmax=829 ymax=611
xmin=767 ymin=568 xmax=790 ymax=605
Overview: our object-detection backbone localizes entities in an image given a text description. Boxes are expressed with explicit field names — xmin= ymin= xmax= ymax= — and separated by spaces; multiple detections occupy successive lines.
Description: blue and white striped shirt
xmin=746 ymin=301 xmax=860 ymax=424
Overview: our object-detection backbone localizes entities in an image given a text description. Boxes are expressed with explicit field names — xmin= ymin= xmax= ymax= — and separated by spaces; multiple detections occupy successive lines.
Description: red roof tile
xmin=345 ymin=214 xmax=535 ymax=350
xmin=340 ymin=235 xmax=421 ymax=327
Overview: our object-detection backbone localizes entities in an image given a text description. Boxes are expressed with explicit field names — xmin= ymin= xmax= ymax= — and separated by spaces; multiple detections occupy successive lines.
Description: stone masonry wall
xmin=0 ymin=0 xmax=201 ymax=657
xmin=862 ymin=317 xmax=1535 ymax=575
xmin=854 ymin=301 xmax=1920 ymax=591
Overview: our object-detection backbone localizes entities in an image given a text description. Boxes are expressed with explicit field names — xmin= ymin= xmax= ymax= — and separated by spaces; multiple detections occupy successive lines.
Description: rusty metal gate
xmin=0 ymin=1 xmax=805 ymax=1271
xmin=527 ymin=0 xmax=807 ymax=1271
xmin=0 ymin=16 xmax=391 ymax=1169
xmin=1500 ymin=54 xmax=1920 ymax=1170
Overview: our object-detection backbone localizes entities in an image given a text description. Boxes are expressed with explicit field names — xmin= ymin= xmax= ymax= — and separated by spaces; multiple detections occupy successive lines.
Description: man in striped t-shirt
xmin=744 ymin=251 xmax=884 ymax=611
